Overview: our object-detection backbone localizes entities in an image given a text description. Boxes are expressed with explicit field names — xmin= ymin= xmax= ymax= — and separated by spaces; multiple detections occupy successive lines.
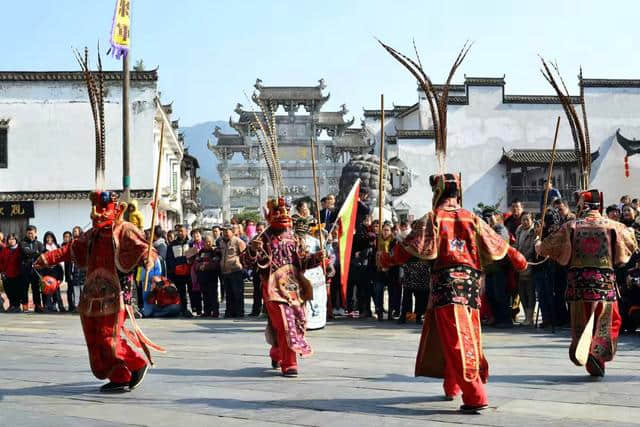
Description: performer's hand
xmin=33 ymin=254 xmax=47 ymax=269
xmin=145 ymin=257 xmax=155 ymax=271
xmin=534 ymin=240 xmax=542 ymax=256
xmin=250 ymin=239 xmax=263 ymax=252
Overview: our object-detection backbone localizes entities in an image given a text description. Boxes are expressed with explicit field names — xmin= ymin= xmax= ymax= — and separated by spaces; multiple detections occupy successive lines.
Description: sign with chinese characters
xmin=0 ymin=201 xmax=34 ymax=219
xmin=109 ymin=0 xmax=131 ymax=59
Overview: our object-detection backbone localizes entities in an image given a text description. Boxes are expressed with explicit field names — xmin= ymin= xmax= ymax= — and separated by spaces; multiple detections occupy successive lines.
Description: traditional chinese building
xmin=0 ymin=70 xmax=186 ymax=237
xmin=365 ymin=76 xmax=640 ymax=217
xmin=209 ymin=79 xmax=371 ymax=221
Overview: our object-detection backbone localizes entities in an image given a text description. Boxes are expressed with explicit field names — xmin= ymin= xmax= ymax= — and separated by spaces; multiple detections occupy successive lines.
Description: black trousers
xmin=5 ymin=276 xmax=22 ymax=308
xmin=222 ymin=270 xmax=245 ymax=317
xmin=190 ymin=284 xmax=203 ymax=315
xmin=553 ymin=264 xmax=569 ymax=326
xmin=401 ymin=287 xmax=428 ymax=318
xmin=198 ymin=270 xmax=220 ymax=316
xmin=173 ymin=275 xmax=191 ymax=313
xmin=66 ymin=284 xmax=76 ymax=311
xmin=22 ymin=270 xmax=42 ymax=307
xmin=251 ymin=270 xmax=262 ymax=314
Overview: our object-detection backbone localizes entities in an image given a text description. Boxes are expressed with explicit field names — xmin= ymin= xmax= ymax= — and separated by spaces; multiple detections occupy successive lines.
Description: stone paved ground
xmin=1 ymin=311 xmax=639 ymax=427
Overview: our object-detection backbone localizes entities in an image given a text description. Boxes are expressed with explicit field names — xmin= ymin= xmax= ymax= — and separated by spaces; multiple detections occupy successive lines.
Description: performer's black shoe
xmin=459 ymin=404 xmax=488 ymax=413
xmin=271 ymin=359 xmax=280 ymax=369
xmin=99 ymin=382 xmax=129 ymax=393
xmin=129 ymin=365 xmax=149 ymax=390
xmin=282 ymin=369 xmax=298 ymax=378
xmin=587 ymin=355 xmax=605 ymax=377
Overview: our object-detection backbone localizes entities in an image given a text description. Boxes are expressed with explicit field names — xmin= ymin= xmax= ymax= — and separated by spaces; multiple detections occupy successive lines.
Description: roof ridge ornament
xmin=318 ymin=78 xmax=326 ymax=90
xmin=254 ymin=78 xmax=263 ymax=90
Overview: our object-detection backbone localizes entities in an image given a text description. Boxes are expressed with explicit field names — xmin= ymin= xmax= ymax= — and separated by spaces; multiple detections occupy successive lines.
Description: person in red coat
xmin=0 ymin=233 xmax=23 ymax=312
xmin=35 ymin=191 xmax=163 ymax=393
xmin=379 ymin=174 xmax=527 ymax=413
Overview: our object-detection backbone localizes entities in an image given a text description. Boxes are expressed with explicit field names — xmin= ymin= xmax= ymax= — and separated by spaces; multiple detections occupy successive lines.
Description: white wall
xmin=32 ymin=199 xmax=91 ymax=240
xmin=368 ymin=83 xmax=640 ymax=216
xmin=0 ymin=80 xmax=157 ymax=191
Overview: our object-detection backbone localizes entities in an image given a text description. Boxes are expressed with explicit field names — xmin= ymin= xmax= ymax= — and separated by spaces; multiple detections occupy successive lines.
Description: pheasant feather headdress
xmin=539 ymin=58 xmax=591 ymax=190
xmin=377 ymin=39 xmax=472 ymax=173
xmin=73 ymin=47 xmax=107 ymax=189
xmin=244 ymin=89 xmax=284 ymax=198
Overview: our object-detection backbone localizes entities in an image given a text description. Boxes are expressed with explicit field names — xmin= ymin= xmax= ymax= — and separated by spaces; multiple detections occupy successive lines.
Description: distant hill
xmin=180 ymin=120 xmax=234 ymax=183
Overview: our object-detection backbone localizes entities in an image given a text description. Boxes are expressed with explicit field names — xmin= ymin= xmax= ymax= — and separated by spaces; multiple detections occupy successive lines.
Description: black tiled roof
xmin=582 ymin=79 xmax=640 ymax=88
xmin=501 ymin=149 xmax=599 ymax=165
xmin=0 ymin=70 xmax=158 ymax=82
xmin=0 ymin=190 xmax=153 ymax=201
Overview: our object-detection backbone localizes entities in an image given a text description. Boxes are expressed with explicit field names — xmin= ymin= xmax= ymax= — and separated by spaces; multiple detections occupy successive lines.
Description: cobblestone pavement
xmin=1 ymin=312 xmax=639 ymax=426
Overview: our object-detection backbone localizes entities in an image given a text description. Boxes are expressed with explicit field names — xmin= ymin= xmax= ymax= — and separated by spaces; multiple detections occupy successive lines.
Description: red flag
xmin=336 ymin=179 xmax=360 ymax=305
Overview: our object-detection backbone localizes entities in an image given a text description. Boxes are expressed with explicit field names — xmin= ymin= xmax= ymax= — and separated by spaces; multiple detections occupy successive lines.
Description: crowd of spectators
xmin=1 ymin=190 xmax=639 ymax=335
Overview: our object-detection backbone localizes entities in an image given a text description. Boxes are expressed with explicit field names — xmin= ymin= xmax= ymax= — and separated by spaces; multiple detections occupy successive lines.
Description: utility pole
xmin=122 ymin=52 xmax=131 ymax=201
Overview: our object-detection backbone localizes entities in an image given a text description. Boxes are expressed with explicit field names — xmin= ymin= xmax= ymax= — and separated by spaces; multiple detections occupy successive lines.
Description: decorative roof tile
xmin=581 ymin=79 xmax=640 ymax=88
xmin=396 ymin=129 xmax=435 ymax=139
xmin=465 ymin=76 xmax=505 ymax=86
xmin=500 ymin=149 xmax=599 ymax=165
xmin=0 ymin=70 xmax=157 ymax=82
xmin=504 ymin=95 xmax=580 ymax=104
xmin=254 ymin=78 xmax=328 ymax=101
xmin=0 ymin=190 xmax=153 ymax=202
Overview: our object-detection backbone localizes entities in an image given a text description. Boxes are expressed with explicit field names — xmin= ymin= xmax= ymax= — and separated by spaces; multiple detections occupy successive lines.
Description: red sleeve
xmin=379 ymin=244 xmax=412 ymax=269
xmin=0 ymin=248 xmax=6 ymax=273
xmin=43 ymin=244 xmax=72 ymax=265
xmin=507 ymin=246 xmax=527 ymax=272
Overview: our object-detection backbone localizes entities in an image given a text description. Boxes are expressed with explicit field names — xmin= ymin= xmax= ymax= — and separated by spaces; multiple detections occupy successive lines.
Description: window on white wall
xmin=0 ymin=126 xmax=7 ymax=168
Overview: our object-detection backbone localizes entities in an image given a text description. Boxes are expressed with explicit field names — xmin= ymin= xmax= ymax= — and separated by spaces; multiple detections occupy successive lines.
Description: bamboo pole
xmin=310 ymin=137 xmax=327 ymax=277
xmin=378 ymin=94 xmax=385 ymax=234
xmin=143 ymin=120 xmax=165 ymax=290
xmin=538 ymin=116 xmax=562 ymax=240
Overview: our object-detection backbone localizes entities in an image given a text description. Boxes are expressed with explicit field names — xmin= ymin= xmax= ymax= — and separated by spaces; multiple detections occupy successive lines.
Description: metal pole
xmin=122 ymin=53 xmax=131 ymax=201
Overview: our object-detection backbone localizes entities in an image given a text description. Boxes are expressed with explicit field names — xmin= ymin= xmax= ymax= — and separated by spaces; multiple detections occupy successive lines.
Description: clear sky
xmin=2 ymin=0 xmax=638 ymax=127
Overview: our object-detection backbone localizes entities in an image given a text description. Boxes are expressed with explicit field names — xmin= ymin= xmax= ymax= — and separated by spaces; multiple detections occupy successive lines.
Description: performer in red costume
xmin=34 ymin=49 xmax=164 ymax=393
xmin=36 ymin=192 xmax=163 ymax=392
xmin=379 ymin=174 xmax=527 ymax=412
xmin=242 ymin=197 xmax=323 ymax=377
xmin=536 ymin=190 xmax=637 ymax=376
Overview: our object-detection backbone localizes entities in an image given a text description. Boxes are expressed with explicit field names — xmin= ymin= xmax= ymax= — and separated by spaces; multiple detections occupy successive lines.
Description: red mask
xmin=266 ymin=198 xmax=292 ymax=231
xmin=90 ymin=191 xmax=126 ymax=229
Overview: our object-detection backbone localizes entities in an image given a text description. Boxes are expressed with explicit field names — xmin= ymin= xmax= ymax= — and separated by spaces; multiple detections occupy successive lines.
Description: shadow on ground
xmin=174 ymin=395 xmax=464 ymax=417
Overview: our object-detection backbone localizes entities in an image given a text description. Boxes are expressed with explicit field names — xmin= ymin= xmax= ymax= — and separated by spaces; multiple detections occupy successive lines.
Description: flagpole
xmin=328 ymin=178 xmax=361 ymax=237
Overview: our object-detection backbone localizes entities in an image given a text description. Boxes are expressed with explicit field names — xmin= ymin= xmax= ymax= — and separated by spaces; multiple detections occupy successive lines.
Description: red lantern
xmin=624 ymin=155 xmax=630 ymax=178
xmin=40 ymin=275 xmax=60 ymax=296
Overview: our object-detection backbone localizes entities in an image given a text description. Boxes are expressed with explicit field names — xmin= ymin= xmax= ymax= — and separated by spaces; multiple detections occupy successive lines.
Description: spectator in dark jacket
xmin=193 ymin=235 xmax=220 ymax=317
xmin=539 ymin=180 xmax=562 ymax=214
xmin=0 ymin=233 xmax=23 ymax=312
xmin=42 ymin=231 xmax=65 ymax=312
xmin=166 ymin=224 xmax=193 ymax=317
xmin=20 ymin=225 xmax=44 ymax=312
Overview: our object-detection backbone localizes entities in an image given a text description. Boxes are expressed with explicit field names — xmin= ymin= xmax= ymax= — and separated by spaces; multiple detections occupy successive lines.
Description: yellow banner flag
xmin=109 ymin=0 xmax=131 ymax=59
